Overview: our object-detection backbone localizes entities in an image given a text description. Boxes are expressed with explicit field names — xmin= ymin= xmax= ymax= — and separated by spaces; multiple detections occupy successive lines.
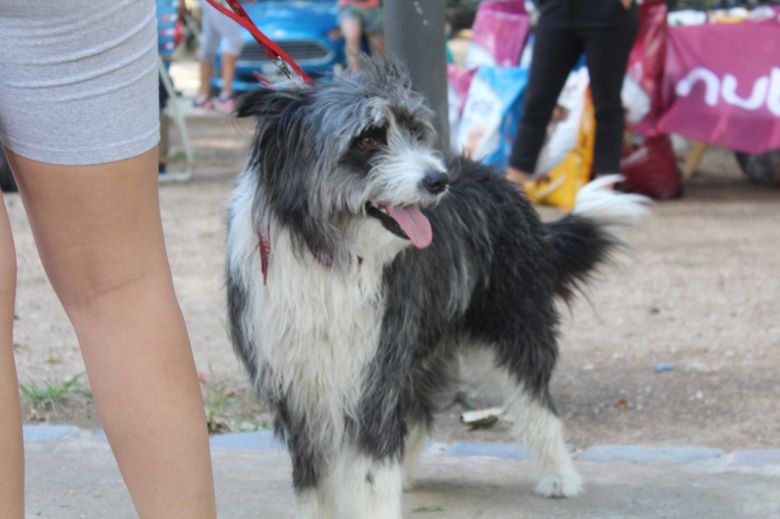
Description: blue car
xmin=212 ymin=0 xmax=345 ymax=92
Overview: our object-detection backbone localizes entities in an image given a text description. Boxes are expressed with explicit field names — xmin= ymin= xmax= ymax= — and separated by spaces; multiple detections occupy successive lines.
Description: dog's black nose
xmin=422 ymin=171 xmax=449 ymax=194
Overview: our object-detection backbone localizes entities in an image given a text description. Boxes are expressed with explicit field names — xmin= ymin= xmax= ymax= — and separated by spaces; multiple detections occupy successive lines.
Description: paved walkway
xmin=25 ymin=425 xmax=780 ymax=518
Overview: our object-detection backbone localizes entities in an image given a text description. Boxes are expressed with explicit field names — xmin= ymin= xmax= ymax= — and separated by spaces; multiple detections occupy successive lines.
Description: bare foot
xmin=506 ymin=167 xmax=530 ymax=187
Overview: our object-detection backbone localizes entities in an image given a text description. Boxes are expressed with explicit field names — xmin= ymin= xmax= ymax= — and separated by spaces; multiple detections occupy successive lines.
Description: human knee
xmin=340 ymin=16 xmax=362 ymax=42
xmin=51 ymin=255 xmax=169 ymax=314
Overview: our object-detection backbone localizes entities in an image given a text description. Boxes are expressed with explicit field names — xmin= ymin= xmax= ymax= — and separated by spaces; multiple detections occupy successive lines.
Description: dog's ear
xmin=236 ymin=87 xmax=309 ymax=120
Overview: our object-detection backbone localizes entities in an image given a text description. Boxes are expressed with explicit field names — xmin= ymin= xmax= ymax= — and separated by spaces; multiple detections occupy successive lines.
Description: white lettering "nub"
xmin=676 ymin=67 xmax=780 ymax=115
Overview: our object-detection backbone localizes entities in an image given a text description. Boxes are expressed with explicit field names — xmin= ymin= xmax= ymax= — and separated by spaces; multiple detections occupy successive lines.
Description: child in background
xmin=195 ymin=0 xmax=245 ymax=112
xmin=338 ymin=0 xmax=384 ymax=71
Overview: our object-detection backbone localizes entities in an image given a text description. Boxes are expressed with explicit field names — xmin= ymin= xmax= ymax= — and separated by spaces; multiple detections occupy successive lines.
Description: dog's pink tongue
xmin=387 ymin=205 xmax=432 ymax=249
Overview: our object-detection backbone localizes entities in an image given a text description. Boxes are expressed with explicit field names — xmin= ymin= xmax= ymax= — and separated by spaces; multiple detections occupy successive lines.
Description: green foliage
xmin=19 ymin=374 xmax=92 ymax=412
xmin=412 ymin=505 xmax=446 ymax=513
xmin=202 ymin=373 xmax=269 ymax=434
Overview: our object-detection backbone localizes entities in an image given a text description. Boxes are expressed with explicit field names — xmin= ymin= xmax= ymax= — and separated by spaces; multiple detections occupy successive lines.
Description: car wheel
xmin=735 ymin=150 xmax=780 ymax=185
xmin=0 ymin=147 xmax=17 ymax=193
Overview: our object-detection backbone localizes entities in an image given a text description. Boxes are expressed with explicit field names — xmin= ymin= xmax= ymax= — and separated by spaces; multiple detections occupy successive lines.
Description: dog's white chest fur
xmin=227 ymin=173 xmax=387 ymax=448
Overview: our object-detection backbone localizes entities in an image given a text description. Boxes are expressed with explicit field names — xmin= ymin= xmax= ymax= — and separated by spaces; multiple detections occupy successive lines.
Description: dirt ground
xmin=6 ymin=89 xmax=780 ymax=451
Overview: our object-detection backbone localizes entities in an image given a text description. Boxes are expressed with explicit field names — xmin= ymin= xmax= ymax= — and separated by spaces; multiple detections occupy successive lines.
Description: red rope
xmin=204 ymin=0 xmax=314 ymax=85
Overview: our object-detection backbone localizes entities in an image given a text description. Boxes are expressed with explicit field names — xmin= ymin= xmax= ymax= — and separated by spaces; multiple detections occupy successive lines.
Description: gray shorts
xmin=198 ymin=0 xmax=245 ymax=60
xmin=0 ymin=0 xmax=159 ymax=166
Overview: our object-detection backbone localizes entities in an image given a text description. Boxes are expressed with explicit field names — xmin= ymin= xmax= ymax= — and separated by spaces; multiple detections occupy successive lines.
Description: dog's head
xmin=237 ymin=59 xmax=448 ymax=264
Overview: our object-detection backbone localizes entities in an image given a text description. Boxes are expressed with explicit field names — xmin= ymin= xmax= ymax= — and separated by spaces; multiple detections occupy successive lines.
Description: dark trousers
xmin=509 ymin=0 xmax=639 ymax=174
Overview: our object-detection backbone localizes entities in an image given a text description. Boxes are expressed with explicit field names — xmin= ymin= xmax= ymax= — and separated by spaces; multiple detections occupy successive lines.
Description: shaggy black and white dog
xmin=226 ymin=60 xmax=647 ymax=518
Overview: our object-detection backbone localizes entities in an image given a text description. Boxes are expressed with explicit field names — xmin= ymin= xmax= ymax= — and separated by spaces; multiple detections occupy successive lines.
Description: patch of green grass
xmin=202 ymin=372 xmax=267 ymax=434
xmin=19 ymin=374 xmax=92 ymax=412
xmin=203 ymin=378 xmax=235 ymax=433
xmin=412 ymin=505 xmax=445 ymax=513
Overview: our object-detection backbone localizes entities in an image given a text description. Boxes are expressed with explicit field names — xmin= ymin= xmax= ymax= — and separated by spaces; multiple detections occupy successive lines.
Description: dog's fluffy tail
xmin=545 ymin=175 xmax=651 ymax=302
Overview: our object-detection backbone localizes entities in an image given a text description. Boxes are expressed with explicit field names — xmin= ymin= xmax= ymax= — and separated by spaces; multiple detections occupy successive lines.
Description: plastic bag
xmin=465 ymin=0 xmax=531 ymax=69
xmin=447 ymin=64 xmax=477 ymax=152
xmin=618 ymin=134 xmax=682 ymax=200
xmin=456 ymin=66 xmax=529 ymax=169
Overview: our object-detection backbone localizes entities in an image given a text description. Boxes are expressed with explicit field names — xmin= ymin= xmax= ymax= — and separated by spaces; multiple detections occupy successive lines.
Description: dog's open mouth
xmin=366 ymin=202 xmax=433 ymax=249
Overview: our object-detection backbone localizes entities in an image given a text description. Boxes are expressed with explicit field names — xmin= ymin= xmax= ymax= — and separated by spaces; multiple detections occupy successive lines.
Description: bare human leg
xmin=0 ymin=192 xmax=23 ymax=519
xmin=367 ymin=32 xmax=384 ymax=59
xmin=6 ymin=147 xmax=216 ymax=519
xmin=220 ymin=53 xmax=239 ymax=98
xmin=198 ymin=59 xmax=215 ymax=99
xmin=340 ymin=16 xmax=363 ymax=72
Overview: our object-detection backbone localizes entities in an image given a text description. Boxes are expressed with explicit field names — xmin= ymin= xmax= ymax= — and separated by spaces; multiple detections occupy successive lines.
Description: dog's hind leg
xmin=402 ymin=419 xmax=429 ymax=490
xmin=467 ymin=346 xmax=582 ymax=497
xmin=503 ymin=379 xmax=582 ymax=497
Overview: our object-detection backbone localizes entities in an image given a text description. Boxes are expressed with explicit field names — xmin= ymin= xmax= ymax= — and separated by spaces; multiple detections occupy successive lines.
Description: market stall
xmin=448 ymin=0 xmax=780 ymax=207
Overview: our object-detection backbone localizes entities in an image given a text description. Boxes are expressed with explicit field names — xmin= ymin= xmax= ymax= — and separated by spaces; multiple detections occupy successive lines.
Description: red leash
xmin=204 ymin=0 xmax=314 ymax=85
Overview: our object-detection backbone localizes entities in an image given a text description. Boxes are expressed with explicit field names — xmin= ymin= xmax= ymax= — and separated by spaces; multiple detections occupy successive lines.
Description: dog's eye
xmin=357 ymin=135 xmax=380 ymax=150
xmin=410 ymin=126 xmax=426 ymax=142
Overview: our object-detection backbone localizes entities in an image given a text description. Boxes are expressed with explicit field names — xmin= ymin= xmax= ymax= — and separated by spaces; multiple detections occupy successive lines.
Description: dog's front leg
xmin=332 ymin=446 xmax=403 ymax=519
xmin=283 ymin=417 xmax=336 ymax=518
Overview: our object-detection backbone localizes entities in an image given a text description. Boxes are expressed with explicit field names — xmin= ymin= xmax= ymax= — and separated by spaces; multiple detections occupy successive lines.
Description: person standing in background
xmin=507 ymin=0 xmax=639 ymax=186
xmin=338 ymin=0 xmax=384 ymax=72
xmin=195 ymin=0 xmax=245 ymax=112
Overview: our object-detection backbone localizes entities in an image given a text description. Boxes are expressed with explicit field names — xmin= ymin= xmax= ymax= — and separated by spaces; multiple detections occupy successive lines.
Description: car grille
xmin=239 ymin=40 xmax=330 ymax=63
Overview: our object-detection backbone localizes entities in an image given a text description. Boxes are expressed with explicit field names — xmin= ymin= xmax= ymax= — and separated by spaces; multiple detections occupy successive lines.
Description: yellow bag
xmin=523 ymin=88 xmax=595 ymax=212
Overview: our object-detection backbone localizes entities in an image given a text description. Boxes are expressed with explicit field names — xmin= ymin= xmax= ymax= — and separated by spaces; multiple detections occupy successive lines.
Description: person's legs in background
xmin=364 ymin=7 xmax=384 ymax=59
xmin=5 ymin=148 xmax=217 ymax=519
xmin=340 ymin=7 xmax=364 ymax=72
xmin=210 ymin=50 xmax=239 ymax=112
xmin=506 ymin=13 xmax=583 ymax=186
xmin=367 ymin=31 xmax=384 ymax=59
xmin=196 ymin=0 xmax=220 ymax=107
xmin=219 ymin=53 xmax=238 ymax=97
xmin=0 ymin=196 xmax=23 ymax=519
xmin=582 ymin=3 xmax=639 ymax=176
xmin=209 ymin=8 xmax=244 ymax=112
xmin=196 ymin=56 xmax=214 ymax=106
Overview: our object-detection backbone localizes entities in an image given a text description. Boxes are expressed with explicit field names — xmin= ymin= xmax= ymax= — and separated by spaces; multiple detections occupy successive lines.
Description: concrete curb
xmin=23 ymin=424 xmax=780 ymax=469
xmin=24 ymin=425 xmax=780 ymax=519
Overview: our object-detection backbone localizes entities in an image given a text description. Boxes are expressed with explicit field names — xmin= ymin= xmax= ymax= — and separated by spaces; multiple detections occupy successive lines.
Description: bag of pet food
xmin=465 ymin=0 xmax=531 ymax=69
xmin=447 ymin=64 xmax=477 ymax=152
xmin=621 ymin=0 xmax=668 ymax=134
xmin=535 ymin=67 xmax=590 ymax=174
xmin=524 ymin=87 xmax=595 ymax=212
xmin=455 ymin=66 xmax=529 ymax=169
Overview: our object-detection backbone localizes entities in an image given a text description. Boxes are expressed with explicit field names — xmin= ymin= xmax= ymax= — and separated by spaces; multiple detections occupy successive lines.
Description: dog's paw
xmin=534 ymin=470 xmax=583 ymax=498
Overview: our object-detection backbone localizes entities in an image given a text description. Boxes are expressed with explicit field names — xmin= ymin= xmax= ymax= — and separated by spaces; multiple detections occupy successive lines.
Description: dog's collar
xmin=257 ymin=232 xmax=361 ymax=285
xmin=258 ymin=232 xmax=271 ymax=286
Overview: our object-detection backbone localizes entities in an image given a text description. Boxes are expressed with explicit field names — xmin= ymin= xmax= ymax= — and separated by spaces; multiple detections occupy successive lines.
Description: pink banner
xmin=657 ymin=21 xmax=780 ymax=153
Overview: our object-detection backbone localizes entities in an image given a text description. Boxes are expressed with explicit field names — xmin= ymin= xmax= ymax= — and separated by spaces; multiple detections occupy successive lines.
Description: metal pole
xmin=384 ymin=0 xmax=449 ymax=149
